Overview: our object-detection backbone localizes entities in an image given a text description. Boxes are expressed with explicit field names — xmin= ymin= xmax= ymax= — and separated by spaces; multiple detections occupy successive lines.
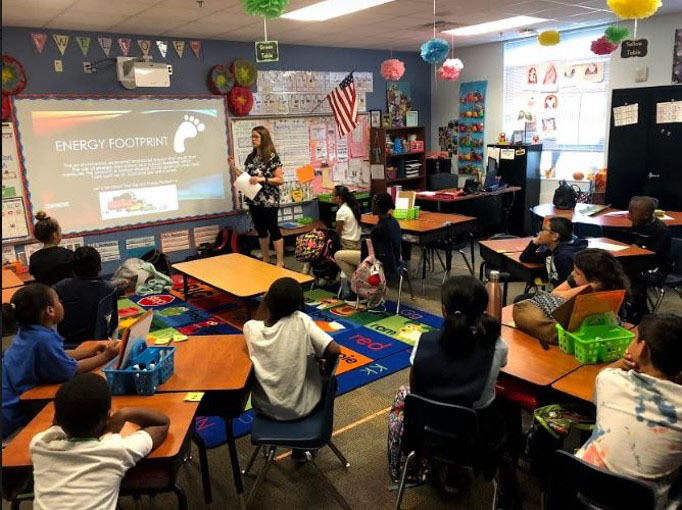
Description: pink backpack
xmin=351 ymin=240 xmax=386 ymax=307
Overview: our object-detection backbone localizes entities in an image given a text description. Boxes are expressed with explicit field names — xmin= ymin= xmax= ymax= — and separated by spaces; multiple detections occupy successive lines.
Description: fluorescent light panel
xmin=281 ymin=0 xmax=395 ymax=21
xmin=443 ymin=16 xmax=546 ymax=36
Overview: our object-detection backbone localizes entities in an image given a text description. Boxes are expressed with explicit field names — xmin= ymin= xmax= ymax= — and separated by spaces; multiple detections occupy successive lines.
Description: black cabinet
xmin=606 ymin=86 xmax=682 ymax=210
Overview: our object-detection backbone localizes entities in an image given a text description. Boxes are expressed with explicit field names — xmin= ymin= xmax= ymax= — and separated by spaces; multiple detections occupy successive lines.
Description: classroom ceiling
xmin=3 ymin=0 xmax=682 ymax=51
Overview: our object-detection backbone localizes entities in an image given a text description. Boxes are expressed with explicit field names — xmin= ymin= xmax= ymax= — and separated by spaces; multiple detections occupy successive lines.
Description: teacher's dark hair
xmin=250 ymin=126 xmax=277 ymax=162
xmin=333 ymin=185 xmax=361 ymax=223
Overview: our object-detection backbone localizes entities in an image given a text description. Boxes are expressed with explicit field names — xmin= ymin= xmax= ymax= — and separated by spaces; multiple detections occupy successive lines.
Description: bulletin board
xmin=2 ymin=122 xmax=30 ymax=241
xmin=229 ymin=113 xmax=370 ymax=207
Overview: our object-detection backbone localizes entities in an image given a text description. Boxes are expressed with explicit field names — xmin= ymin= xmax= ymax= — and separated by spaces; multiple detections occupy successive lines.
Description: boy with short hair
xmin=30 ymin=373 xmax=170 ymax=510
xmin=576 ymin=313 xmax=682 ymax=509
xmin=519 ymin=216 xmax=587 ymax=287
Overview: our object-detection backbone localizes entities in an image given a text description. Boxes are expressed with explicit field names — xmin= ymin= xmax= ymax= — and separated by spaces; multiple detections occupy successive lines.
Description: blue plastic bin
xmin=103 ymin=340 xmax=175 ymax=395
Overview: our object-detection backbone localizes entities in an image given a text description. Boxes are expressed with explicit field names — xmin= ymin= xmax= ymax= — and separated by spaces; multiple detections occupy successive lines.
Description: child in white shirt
xmin=30 ymin=373 xmax=169 ymax=510
xmin=332 ymin=185 xmax=363 ymax=299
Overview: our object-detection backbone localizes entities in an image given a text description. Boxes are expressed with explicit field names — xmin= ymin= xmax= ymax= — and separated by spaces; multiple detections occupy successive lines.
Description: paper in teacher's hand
xmin=235 ymin=172 xmax=262 ymax=201
xmin=296 ymin=164 xmax=314 ymax=183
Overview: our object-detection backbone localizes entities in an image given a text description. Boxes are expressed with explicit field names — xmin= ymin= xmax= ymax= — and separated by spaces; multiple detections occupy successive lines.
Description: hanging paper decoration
xmin=2 ymin=95 xmax=10 ymax=122
xmin=172 ymin=40 xmax=185 ymax=58
xmin=75 ymin=36 xmax=91 ymax=57
xmin=228 ymin=86 xmax=254 ymax=116
xmin=208 ymin=65 xmax=235 ymax=95
xmin=231 ymin=59 xmax=257 ymax=88
xmin=604 ymin=25 xmax=630 ymax=44
xmin=98 ymin=37 xmax=112 ymax=57
xmin=380 ymin=59 xmax=405 ymax=81
xmin=189 ymin=40 xmax=201 ymax=58
xmin=437 ymin=58 xmax=464 ymax=81
xmin=118 ymin=38 xmax=132 ymax=56
xmin=156 ymin=41 xmax=168 ymax=59
xmin=420 ymin=38 xmax=449 ymax=64
xmin=591 ymin=35 xmax=620 ymax=55
xmin=138 ymin=40 xmax=151 ymax=57
xmin=606 ymin=0 xmax=660 ymax=19
xmin=2 ymin=56 xmax=27 ymax=95
xmin=30 ymin=32 xmax=47 ymax=54
xmin=538 ymin=30 xmax=560 ymax=46
xmin=241 ymin=0 xmax=290 ymax=18
xmin=53 ymin=34 xmax=70 ymax=55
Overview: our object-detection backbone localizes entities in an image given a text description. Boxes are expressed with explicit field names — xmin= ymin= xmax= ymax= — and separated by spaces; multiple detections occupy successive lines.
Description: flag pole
xmin=309 ymin=69 xmax=355 ymax=114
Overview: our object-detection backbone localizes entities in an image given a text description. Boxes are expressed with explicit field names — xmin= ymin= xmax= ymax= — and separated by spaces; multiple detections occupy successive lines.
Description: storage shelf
xmin=385 ymin=175 xmax=424 ymax=184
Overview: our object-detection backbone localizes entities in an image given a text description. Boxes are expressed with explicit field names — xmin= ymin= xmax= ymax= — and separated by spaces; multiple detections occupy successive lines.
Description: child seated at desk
xmin=244 ymin=277 xmax=341 ymax=425
xmin=576 ymin=313 xmax=682 ymax=510
xmin=54 ymin=246 xmax=118 ymax=345
xmin=29 ymin=212 xmax=74 ymax=287
xmin=30 ymin=373 xmax=170 ymax=510
xmin=2 ymin=284 xmax=120 ymax=439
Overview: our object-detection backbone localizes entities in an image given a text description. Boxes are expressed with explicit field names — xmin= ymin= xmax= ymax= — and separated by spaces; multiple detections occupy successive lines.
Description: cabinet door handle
xmin=648 ymin=172 xmax=661 ymax=179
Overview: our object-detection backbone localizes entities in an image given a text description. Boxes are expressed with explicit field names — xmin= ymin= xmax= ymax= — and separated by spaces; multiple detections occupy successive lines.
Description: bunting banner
xmin=98 ymin=37 xmax=112 ymax=57
xmin=30 ymin=32 xmax=47 ymax=54
xmin=118 ymin=38 xmax=131 ymax=56
xmin=156 ymin=40 xmax=168 ymax=59
xmin=172 ymin=40 xmax=185 ymax=58
xmin=189 ymin=40 xmax=201 ymax=58
xmin=75 ymin=36 xmax=91 ymax=57
xmin=53 ymin=34 xmax=70 ymax=55
xmin=138 ymin=39 xmax=151 ymax=57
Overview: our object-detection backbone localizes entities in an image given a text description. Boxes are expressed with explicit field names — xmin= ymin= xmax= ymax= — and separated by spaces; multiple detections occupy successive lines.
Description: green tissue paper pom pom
xmin=605 ymin=26 xmax=630 ymax=44
xmin=242 ymin=0 xmax=290 ymax=18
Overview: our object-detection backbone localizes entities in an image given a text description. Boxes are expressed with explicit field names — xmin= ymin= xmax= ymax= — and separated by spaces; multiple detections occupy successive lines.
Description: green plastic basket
xmin=407 ymin=206 xmax=421 ymax=219
xmin=298 ymin=216 xmax=313 ymax=224
xmin=393 ymin=209 xmax=409 ymax=219
xmin=317 ymin=193 xmax=332 ymax=203
xmin=556 ymin=313 xmax=635 ymax=364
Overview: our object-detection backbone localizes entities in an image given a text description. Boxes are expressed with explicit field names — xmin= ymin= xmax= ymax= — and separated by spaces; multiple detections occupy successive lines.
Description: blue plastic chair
xmin=242 ymin=366 xmax=351 ymax=509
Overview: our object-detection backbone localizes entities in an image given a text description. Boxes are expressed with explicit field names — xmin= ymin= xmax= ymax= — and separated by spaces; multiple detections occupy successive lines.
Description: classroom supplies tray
xmin=103 ymin=340 xmax=176 ymax=395
xmin=392 ymin=207 xmax=420 ymax=220
xmin=556 ymin=313 xmax=635 ymax=364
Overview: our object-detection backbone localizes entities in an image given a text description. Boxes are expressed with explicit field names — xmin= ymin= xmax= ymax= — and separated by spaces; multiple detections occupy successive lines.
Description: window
xmin=504 ymin=28 xmax=610 ymax=180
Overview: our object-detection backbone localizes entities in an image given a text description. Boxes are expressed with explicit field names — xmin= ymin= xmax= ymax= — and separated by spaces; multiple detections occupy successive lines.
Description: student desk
xmin=20 ymin=335 xmax=254 ymax=508
xmin=2 ymin=286 xmax=20 ymax=304
xmin=531 ymin=204 xmax=682 ymax=229
xmin=247 ymin=219 xmax=326 ymax=238
xmin=551 ymin=364 xmax=605 ymax=402
xmin=416 ymin=186 xmax=522 ymax=210
xmin=2 ymin=393 xmax=200 ymax=508
xmin=172 ymin=253 xmax=313 ymax=318
xmin=2 ymin=269 xmax=24 ymax=289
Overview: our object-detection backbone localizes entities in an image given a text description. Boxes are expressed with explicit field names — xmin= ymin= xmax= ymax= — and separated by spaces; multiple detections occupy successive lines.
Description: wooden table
xmin=2 ymin=286 xmax=20 ymax=304
xmin=2 ymin=393 xmax=200 ymax=507
xmin=551 ymin=364 xmax=605 ymax=402
xmin=246 ymin=219 xmax=326 ymax=238
xmin=417 ymin=186 xmax=521 ymax=208
xmin=172 ymin=253 xmax=313 ymax=318
xmin=531 ymin=204 xmax=682 ymax=229
xmin=2 ymin=268 xmax=24 ymax=289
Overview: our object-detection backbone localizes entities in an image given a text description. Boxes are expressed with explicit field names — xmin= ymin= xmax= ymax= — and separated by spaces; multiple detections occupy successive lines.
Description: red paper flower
xmin=591 ymin=35 xmax=619 ymax=55
xmin=228 ymin=86 xmax=254 ymax=116
xmin=207 ymin=64 xmax=235 ymax=95
xmin=2 ymin=94 xmax=10 ymax=121
xmin=2 ymin=55 xmax=27 ymax=95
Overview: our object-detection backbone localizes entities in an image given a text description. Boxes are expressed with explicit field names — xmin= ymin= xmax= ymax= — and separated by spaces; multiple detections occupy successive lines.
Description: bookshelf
xmin=370 ymin=126 xmax=427 ymax=194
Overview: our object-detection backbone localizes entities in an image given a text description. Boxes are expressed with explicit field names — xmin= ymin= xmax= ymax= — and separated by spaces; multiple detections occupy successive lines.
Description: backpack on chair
xmin=295 ymin=229 xmax=327 ymax=262
xmin=310 ymin=229 xmax=341 ymax=282
xmin=351 ymin=239 xmax=387 ymax=307
xmin=553 ymin=180 xmax=580 ymax=210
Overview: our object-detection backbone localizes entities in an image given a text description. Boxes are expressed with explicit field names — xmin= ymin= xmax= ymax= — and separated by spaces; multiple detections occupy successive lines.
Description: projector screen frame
xmin=11 ymin=93 xmax=237 ymax=237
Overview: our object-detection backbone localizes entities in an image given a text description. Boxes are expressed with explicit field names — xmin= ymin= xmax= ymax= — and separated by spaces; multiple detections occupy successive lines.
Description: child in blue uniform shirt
xmin=2 ymin=283 xmax=120 ymax=439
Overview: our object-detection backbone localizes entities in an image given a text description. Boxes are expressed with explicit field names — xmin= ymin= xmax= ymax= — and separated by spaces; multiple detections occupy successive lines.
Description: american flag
xmin=327 ymin=72 xmax=358 ymax=137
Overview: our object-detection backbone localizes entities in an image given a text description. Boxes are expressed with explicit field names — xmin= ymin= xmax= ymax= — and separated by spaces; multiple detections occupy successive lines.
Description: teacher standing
xmin=229 ymin=126 xmax=285 ymax=267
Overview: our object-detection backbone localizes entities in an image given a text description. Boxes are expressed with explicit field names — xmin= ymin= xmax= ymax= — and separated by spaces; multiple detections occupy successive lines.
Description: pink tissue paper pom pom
xmin=437 ymin=59 xmax=464 ymax=81
xmin=591 ymin=35 xmax=619 ymax=55
xmin=380 ymin=59 xmax=406 ymax=81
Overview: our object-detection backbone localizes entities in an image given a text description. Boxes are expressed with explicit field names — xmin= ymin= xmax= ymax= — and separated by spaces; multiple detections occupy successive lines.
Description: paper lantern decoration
xmin=2 ymin=55 xmax=27 ymax=95
xmin=228 ymin=86 xmax=254 ymax=116
xmin=538 ymin=30 xmax=560 ymax=46
xmin=420 ymin=38 xmax=449 ymax=64
xmin=207 ymin=65 xmax=235 ymax=95
xmin=605 ymin=25 xmax=630 ymax=44
xmin=607 ymin=0 xmax=660 ymax=19
xmin=591 ymin=36 xmax=620 ymax=55
xmin=436 ymin=58 xmax=464 ymax=81
xmin=231 ymin=59 xmax=257 ymax=88
xmin=2 ymin=95 xmax=10 ymax=121
xmin=241 ymin=0 xmax=290 ymax=18
xmin=380 ymin=59 xmax=405 ymax=81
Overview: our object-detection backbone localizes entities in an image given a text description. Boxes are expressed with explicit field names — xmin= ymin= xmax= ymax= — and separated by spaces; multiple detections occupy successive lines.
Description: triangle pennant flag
xmin=138 ymin=39 xmax=151 ymax=57
xmin=30 ymin=32 xmax=47 ymax=54
xmin=118 ymin=38 xmax=131 ymax=56
xmin=98 ymin=37 xmax=112 ymax=57
xmin=189 ymin=40 xmax=201 ymax=58
xmin=172 ymin=40 xmax=185 ymax=58
xmin=75 ymin=36 xmax=91 ymax=57
xmin=53 ymin=34 xmax=70 ymax=55
xmin=156 ymin=40 xmax=168 ymax=59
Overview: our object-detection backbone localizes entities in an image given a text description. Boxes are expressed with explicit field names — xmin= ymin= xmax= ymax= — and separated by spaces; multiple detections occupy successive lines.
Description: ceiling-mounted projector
xmin=116 ymin=56 xmax=173 ymax=90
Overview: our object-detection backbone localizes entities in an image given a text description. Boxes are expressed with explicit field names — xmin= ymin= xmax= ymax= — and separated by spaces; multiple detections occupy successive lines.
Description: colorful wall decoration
xmin=458 ymin=80 xmax=487 ymax=175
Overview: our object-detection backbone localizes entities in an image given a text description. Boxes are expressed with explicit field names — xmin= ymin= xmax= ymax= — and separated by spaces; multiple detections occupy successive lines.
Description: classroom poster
xmin=2 ymin=122 xmax=30 ymax=240
xmin=673 ymin=29 xmax=682 ymax=84
xmin=386 ymin=82 xmax=411 ymax=128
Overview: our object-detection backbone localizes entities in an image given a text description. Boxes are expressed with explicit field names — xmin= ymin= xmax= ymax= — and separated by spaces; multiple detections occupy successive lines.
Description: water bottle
xmin=486 ymin=270 xmax=502 ymax=322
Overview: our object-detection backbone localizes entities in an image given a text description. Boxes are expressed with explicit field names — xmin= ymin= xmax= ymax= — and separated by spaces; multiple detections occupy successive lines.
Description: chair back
xmin=93 ymin=289 xmax=119 ymax=339
xmin=546 ymin=450 xmax=656 ymax=510
xmin=574 ymin=223 xmax=603 ymax=238
xmin=669 ymin=237 xmax=682 ymax=278
xmin=428 ymin=173 xmax=459 ymax=191
xmin=401 ymin=393 xmax=478 ymax=467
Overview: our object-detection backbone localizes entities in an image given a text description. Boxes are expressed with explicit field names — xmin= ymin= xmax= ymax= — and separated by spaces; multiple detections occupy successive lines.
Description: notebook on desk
xmin=578 ymin=204 xmax=610 ymax=216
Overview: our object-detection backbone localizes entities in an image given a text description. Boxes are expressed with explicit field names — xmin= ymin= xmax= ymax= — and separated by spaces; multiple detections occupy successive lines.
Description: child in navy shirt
xmin=2 ymin=283 xmax=120 ymax=439
xmin=29 ymin=211 xmax=74 ymax=286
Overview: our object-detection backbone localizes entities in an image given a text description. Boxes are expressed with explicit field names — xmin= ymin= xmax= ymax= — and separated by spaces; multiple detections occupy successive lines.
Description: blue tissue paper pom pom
xmin=420 ymin=38 xmax=450 ymax=64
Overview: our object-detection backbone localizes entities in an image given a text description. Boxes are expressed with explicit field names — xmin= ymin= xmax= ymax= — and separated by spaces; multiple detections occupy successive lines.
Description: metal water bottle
xmin=486 ymin=270 xmax=502 ymax=322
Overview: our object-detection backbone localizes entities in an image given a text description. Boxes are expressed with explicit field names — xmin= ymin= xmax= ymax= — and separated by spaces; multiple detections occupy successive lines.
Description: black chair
xmin=574 ymin=223 xmax=604 ymax=238
xmin=653 ymin=237 xmax=682 ymax=312
xmin=395 ymin=394 xmax=503 ymax=510
xmin=428 ymin=172 xmax=459 ymax=191
xmin=93 ymin=289 xmax=119 ymax=339
xmin=545 ymin=450 xmax=656 ymax=510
